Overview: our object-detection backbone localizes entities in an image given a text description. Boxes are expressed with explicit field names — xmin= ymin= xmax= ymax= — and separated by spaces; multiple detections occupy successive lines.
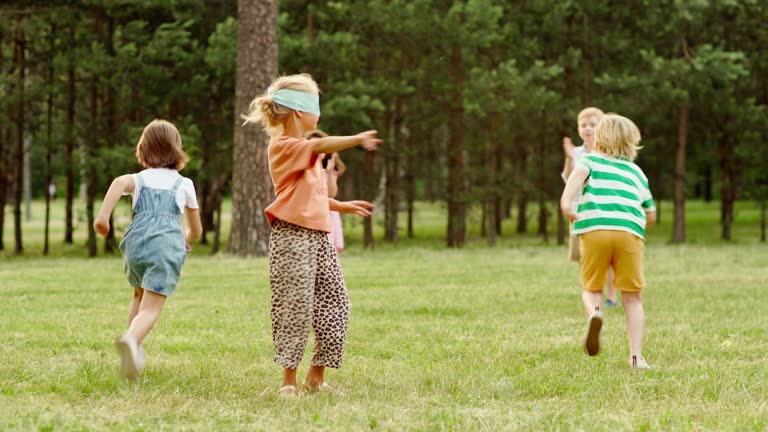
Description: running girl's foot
xmin=278 ymin=385 xmax=298 ymax=397
xmin=301 ymin=381 xmax=336 ymax=394
xmin=115 ymin=332 xmax=140 ymax=380
xmin=584 ymin=309 xmax=604 ymax=356
xmin=137 ymin=346 xmax=146 ymax=373
xmin=629 ymin=355 xmax=650 ymax=370
xmin=604 ymin=299 xmax=618 ymax=307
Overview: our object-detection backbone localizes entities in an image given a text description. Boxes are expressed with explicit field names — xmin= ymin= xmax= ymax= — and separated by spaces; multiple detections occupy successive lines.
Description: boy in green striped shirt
xmin=560 ymin=114 xmax=657 ymax=369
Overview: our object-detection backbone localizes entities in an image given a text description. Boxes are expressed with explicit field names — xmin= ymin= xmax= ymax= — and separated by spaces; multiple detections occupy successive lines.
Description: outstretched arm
xmin=94 ymin=174 xmax=135 ymax=237
xmin=560 ymin=165 xmax=589 ymax=222
xmin=329 ymin=198 xmax=374 ymax=217
xmin=312 ymin=130 xmax=381 ymax=154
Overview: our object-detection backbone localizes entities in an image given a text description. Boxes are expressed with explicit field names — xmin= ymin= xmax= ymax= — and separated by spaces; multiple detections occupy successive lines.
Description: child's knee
xmin=621 ymin=291 xmax=642 ymax=305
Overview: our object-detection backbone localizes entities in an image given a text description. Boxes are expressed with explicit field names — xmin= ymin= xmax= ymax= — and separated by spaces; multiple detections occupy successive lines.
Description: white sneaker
xmin=629 ymin=355 xmax=651 ymax=370
xmin=137 ymin=346 xmax=146 ymax=373
xmin=115 ymin=332 xmax=140 ymax=380
xmin=585 ymin=310 xmax=604 ymax=356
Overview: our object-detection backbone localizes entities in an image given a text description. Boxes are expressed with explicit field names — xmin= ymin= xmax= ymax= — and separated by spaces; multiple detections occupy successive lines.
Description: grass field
xmin=1 ymin=200 xmax=767 ymax=430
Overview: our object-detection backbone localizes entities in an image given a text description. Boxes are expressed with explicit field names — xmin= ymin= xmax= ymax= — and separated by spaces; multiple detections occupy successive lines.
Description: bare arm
xmin=562 ymin=157 xmax=574 ymax=183
xmin=560 ymin=165 xmax=589 ymax=221
xmin=329 ymin=198 xmax=374 ymax=217
xmin=326 ymin=156 xmax=338 ymax=198
xmin=645 ymin=210 xmax=657 ymax=226
xmin=312 ymin=130 xmax=381 ymax=154
xmin=94 ymin=174 xmax=135 ymax=237
xmin=327 ymin=173 xmax=338 ymax=198
xmin=185 ymin=207 xmax=203 ymax=241
xmin=561 ymin=137 xmax=575 ymax=183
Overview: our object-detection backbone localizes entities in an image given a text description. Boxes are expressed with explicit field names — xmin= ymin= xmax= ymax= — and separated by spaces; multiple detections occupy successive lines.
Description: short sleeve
xmin=575 ymin=157 xmax=592 ymax=175
xmin=122 ymin=174 xmax=138 ymax=196
xmin=181 ymin=178 xmax=199 ymax=209
xmin=271 ymin=137 xmax=319 ymax=175
xmin=641 ymin=187 xmax=655 ymax=211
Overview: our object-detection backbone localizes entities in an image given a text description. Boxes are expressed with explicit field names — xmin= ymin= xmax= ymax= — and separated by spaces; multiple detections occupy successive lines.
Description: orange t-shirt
xmin=264 ymin=136 xmax=331 ymax=232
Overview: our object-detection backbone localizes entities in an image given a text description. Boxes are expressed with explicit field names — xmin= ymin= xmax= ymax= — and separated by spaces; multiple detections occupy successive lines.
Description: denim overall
xmin=119 ymin=173 xmax=186 ymax=296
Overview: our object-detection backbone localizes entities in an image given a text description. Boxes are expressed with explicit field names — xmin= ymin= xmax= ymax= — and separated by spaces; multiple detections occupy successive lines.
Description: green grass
xmin=1 ymin=198 xmax=765 ymax=258
xmin=1 ymin=200 xmax=767 ymax=430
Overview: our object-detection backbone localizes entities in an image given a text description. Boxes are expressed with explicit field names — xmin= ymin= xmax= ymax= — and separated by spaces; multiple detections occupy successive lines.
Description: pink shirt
xmin=264 ymin=136 xmax=331 ymax=232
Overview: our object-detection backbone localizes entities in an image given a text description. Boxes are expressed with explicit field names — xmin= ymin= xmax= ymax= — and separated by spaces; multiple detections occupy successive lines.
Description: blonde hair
xmin=135 ymin=119 xmax=189 ymax=170
xmin=577 ymin=107 xmax=605 ymax=123
xmin=242 ymin=73 xmax=320 ymax=137
xmin=594 ymin=114 xmax=642 ymax=161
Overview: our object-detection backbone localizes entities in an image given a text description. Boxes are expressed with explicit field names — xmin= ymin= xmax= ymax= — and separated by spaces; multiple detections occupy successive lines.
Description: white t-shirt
xmin=124 ymin=168 xmax=199 ymax=212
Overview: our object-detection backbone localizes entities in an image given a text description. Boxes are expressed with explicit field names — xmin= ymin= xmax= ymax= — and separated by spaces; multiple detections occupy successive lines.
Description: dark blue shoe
xmin=604 ymin=299 xmax=618 ymax=308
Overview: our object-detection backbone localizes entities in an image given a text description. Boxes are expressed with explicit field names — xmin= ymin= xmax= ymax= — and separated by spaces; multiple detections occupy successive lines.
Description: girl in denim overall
xmin=94 ymin=119 xmax=202 ymax=380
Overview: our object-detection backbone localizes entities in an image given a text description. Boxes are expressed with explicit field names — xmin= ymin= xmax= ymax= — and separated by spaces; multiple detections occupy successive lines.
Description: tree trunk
xmin=719 ymin=133 xmax=734 ymax=241
xmin=64 ymin=36 xmax=75 ymax=244
xmin=516 ymin=144 xmax=529 ymax=234
xmin=86 ymin=64 xmax=99 ymax=257
xmin=404 ymin=161 xmax=415 ymax=239
xmin=581 ymin=11 xmax=591 ymax=106
xmin=23 ymin=136 xmax=31 ymax=223
xmin=104 ymin=15 xmax=118 ymax=254
xmin=672 ymin=104 xmax=689 ymax=243
xmin=44 ymin=24 xmax=55 ymax=256
xmin=446 ymin=45 xmax=467 ymax=248
xmin=0 ymin=127 xmax=7 ymax=251
xmin=761 ymin=198 xmax=766 ymax=243
xmin=228 ymin=0 xmax=278 ymax=256
xmin=212 ymin=199 xmax=223 ymax=254
xmin=363 ymin=150 xmax=375 ymax=249
xmin=538 ymin=201 xmax=549 ymax=243
xmin=13 ymin=20 xmax=25 ymax=255
xmin=486 ymin=112 xmax=499 ymax=247
xmin=384 ymin=98 xmax=405 ymax=243
xmin=86 ymin=7 xmax=102 ymax=257
xmin=703 ymin=165 xmax=713 ymax=202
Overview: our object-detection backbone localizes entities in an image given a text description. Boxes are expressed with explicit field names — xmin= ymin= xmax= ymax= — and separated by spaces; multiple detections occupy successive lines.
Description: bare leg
xmin=622 ymin=291 xmax=644 ymax=357
xmin=304 ymin=365 xmax=326 ymax=389
xmin=604 ymin=268 xmax=618 ymax=304
xmin=283 ymin=368 xmax=297 ymax=387
xmin=127 ymin=290 xmax=166 ymax=346
xmin=128 ymin=287 xmax=144 ymax=328
xmin=582 ymin=289 xmax=603 ymax=316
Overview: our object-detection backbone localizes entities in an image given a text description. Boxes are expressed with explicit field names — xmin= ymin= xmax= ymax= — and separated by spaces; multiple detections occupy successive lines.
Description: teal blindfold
xmin=270 ymin=88 xmax=321 ymax=116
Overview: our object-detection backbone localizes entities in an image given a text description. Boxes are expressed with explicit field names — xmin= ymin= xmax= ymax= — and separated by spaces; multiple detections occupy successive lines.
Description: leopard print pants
xmin=269 ymin=220 xmax=350 ymax=369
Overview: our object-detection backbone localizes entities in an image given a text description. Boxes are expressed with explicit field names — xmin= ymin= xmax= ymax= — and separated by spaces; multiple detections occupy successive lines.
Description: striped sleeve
xmin=576 ymin=156 xmax=593 ymax=175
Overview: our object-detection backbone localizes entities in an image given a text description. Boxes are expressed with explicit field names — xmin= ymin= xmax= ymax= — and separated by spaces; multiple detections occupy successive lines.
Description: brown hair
xmin=305 ymin=129 xmax=347 ymax=175
xmin=242 ymin=73 xmax=320 ymax=137
xmin=135 ymin=119 xmax=189 ymax=170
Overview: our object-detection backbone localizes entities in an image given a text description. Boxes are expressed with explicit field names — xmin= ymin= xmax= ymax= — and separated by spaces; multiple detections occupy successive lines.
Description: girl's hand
xmin=326 ymin=154 xmax=336 ymax=172
xmin=342 ymin=200 xmax=375 ymax=217
xmin=561 ymin=205 xmax=578 ymax=222
xmin=94 ymin=215 xmax=110 ymax=238
xmin=185 ymin=239 xmax=192 ymax=253
xmin=562 ymin=137 xmax=575 ymax=159
xmin=357 ymin=130 xmax=382 ymax=151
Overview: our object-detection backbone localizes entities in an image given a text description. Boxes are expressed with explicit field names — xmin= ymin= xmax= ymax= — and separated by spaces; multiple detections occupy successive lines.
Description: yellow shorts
xmin=579 ymin=230 xmax=645 ymax=293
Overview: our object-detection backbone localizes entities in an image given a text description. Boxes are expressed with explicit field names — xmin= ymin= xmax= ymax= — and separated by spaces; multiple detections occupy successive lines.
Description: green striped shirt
xmin=574 ymin=153 xmax=655 ymax=239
